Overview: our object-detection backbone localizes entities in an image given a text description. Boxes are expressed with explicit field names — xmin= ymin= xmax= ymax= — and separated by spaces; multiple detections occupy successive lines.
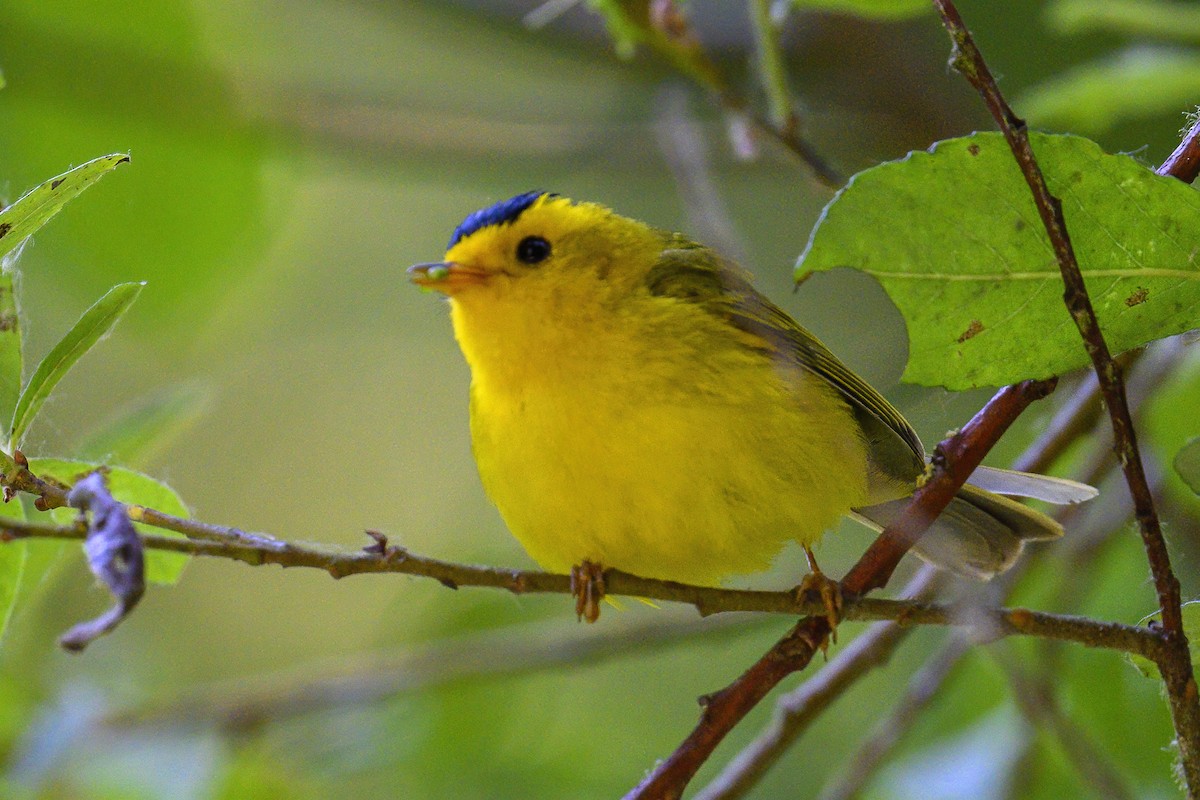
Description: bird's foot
xmin=798 ymin=547 xmax=842 ymax=647
xmin=570 ymin=560 xmax=606 ymax=623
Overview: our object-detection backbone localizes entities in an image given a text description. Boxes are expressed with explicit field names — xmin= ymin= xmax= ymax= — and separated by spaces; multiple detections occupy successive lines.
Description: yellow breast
xmin=453 ymin=283 xmax=871 ymax=585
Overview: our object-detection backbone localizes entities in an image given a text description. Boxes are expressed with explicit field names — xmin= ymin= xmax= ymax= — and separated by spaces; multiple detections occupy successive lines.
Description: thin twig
xmin=932 ymin=2 xmax=1200 ymax=791
xmin=1157 ymin=114 xmax=1200 ymax=183
xmin=1009 ymin=372 xmax=1102 ymax=475
xmin=817 ymin=634 xmax=972 ymax=800
xmin=749 ymin=0 xmax=797 ymax=136
xmin=701 ymin=343 xmax=1176 ymax=799
xmin=840 ymin=379 xmax=1057 ymax=596
xmin=102 ymin=613 xmax=761 ymax=733
xmin=0 ymin=518 xmax=1162 ymax=657
xmin=693 ymin=566 xmax=944 ymax=800
xmin=637 ymin=1 xmax=842 ymax=186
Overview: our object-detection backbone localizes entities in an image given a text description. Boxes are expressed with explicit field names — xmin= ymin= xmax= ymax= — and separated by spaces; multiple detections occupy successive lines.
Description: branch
xmin=638 ymin=0 xmax=842 ymax=186
xmin=0 ymin=518 xmax=1161 ymax=657
xmin=1157 ymin=114 xmax=1200 ymax=183
xmin=622 ymin=377 xmax=1057 ymax=799
xmin=749 ymin=0 xmax=796 ymax=136
xmin=932 ymin=1 xmax=1200 ymax=792
xmin=994 ymin=650 xmax=1137 ymax=800
xmin=693 ymin=566 xmax=945 ymax=800
xmin=817 ymin=633 xmax=971 ymax=800
xmin=102 ymin=613 xmax=760 ymax=733
xmin=840 ymin=378 xmax=1056 ymax=596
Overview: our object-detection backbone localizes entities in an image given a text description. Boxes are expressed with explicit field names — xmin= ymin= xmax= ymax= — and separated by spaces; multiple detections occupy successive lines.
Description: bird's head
xmin=408 ymin=192 xmax=662 ymax=306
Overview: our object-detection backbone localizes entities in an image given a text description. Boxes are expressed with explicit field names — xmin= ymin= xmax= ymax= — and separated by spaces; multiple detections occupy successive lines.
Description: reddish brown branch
xmin=841 ymin=379 xmax=1056 ymax=596
xmin=932 ymin=0 xmax=1200 ymax=793
xmin=623 ymin=378 xmax=1055 ymax=800
xmin=1158 ymin=115 xmax=1200 ymax=183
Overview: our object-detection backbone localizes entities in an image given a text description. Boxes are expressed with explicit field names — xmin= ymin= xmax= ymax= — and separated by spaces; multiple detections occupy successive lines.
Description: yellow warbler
xmin=410 ymin=193 xmax=1094 ymax=619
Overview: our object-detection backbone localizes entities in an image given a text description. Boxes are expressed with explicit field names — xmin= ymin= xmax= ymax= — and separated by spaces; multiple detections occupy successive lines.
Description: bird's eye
xmin=516 ymin=236 xmax=551 ymax=265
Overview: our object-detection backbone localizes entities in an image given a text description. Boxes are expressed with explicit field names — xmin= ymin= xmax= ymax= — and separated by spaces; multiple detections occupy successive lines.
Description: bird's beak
xmin=407 ymin=261 xmax=490 ymax=293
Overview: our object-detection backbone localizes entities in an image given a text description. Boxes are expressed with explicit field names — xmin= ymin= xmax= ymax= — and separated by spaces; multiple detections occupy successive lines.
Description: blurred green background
xmin=1 ymin=0 xmax=1198 ymax=797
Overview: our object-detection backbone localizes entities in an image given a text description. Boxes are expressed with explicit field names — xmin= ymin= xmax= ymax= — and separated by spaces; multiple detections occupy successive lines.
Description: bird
xmin=409 ymin=192 xmax=1095 ymax=623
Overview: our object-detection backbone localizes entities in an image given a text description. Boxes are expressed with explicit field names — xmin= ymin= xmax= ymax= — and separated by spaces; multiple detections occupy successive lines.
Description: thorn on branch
xmin=58 ymin=472 xmax=145 ymax=653
xmin=362 ymin=529 xmax=409 ymax=563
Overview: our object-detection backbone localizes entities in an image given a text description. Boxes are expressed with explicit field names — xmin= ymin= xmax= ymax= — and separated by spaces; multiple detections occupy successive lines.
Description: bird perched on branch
xmin=409 ymin=192 xmax=1095 ymax=623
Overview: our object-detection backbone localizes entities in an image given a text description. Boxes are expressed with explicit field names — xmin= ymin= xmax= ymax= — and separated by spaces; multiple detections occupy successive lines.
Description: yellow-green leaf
xmin=11 ymin=282 xmax=144 ymax=447
xmin=0 ymin=154 xmax=129 ymax=262
xmin=0 ymin=248 xmax=24 ymax=436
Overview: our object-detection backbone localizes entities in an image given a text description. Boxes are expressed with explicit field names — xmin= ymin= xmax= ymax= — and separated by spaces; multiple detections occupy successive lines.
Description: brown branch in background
xmin=693 ymin=566 xmax=944 ymax=800
xmin=623 ymin=378 xmax=1057 ymax=800
xmin=102 ymin=613 xmax=761 ymax=734
xmin=931 ymin=1 xmax=1200 ymax=792
xmin=639 ymin=0 xmax=842 ymax=187
xmin=840 ymin=378 xmax=1056 ymax=595
xmin=818 ymin=634 xmax=972 ymax=800
xmin=993 ymin=651 xmax=1136 ymax=800
xmin=1010 ymin=372 xmax=1102 ymax=474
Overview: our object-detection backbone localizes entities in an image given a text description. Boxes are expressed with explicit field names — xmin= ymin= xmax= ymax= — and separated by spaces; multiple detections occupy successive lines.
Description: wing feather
xmin=647 ymin=235 xmax=925 ymax=489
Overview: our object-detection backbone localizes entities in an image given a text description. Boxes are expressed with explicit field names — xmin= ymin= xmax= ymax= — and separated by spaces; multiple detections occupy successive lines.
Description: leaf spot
xmin=1125 ymin=287 xmax=1149 ymax=307
xmin=957 ymin=319 xmax=985 ymax=343
xmin=0 ymin=223 xmax=10 ymax=239
xmin=50 ymin=178 xmax=65 ymax=190
xmin=967 ymin=144 xmax=980 ymax=156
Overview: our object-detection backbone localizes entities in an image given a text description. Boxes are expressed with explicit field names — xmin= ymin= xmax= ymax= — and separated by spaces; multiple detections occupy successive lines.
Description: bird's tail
xmin=850 ymin=466 xmax=1098 ymax=580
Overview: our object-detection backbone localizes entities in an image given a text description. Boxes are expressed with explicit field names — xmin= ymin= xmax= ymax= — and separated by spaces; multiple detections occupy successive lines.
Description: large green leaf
xmin=796 ymin=132 xmax=1200 ymax=389
xmin=31 ymin=459 xmax=190 ymax=585
xmin=10 ymin=282 xmax=144 ymax=447
xmin=0 ymin=154 xmax=129 ymax=262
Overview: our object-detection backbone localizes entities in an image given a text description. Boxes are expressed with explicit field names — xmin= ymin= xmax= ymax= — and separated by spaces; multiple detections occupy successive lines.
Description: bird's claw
xmin=570 ymin=560 xmax=606 ymax=623
xmin=799 ymin=547 xmax=842 ymax=649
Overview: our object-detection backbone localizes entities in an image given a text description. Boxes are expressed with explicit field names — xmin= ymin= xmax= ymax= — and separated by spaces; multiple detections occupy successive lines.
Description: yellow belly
xmin=469 ymin=357 xmax=871 ymax=585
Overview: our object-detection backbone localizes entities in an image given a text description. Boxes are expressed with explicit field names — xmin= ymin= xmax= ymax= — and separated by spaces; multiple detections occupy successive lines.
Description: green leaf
xmin=0 ymin=154 xmax=129 ymax=262
xmin=0 ymin=248 xmax=25 ymax=436
xmin=796 ymin=132 xmax=1200 ymax=389
xmin=1047 ymin=0 xmax=1200 ymax=42
xmin=10 ymin=281 xmax=144 ymax=447
xmin=791 ymin=0 xmax=929 ymax=19
xmin=1019 ymin=49 xmax=1200 ymax=135
xmin=1175 ymin=437 xmax=1200 ymax=495
xmin=77 ymin=382 xmax=211 ymax=468
xmin=1129 ymin=601 xmax=1200 ymax=679
xmin=31 ymin=459 xmax=190 ymax=585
